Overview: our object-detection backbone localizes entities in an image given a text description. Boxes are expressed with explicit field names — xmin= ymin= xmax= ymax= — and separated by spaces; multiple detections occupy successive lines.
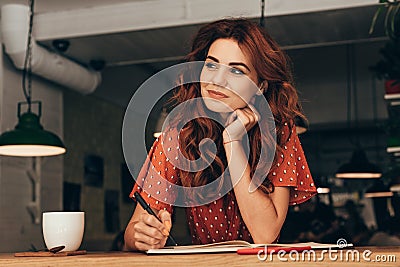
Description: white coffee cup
xmin=42 ymin=211 xmax=85 ymax=252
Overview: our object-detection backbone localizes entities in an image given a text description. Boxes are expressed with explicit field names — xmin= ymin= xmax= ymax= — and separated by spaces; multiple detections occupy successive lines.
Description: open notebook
xmin=146 ymin=240 xmax=354 ymax=254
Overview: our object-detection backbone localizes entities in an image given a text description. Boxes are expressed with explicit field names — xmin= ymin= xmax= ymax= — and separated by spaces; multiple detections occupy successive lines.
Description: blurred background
xmin=0 ymin=0 xmax=399 ymax=252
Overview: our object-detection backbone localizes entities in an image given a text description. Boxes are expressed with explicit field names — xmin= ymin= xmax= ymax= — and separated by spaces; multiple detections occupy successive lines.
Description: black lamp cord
xmin=259 ymin=0 xmax=265 ymax=27
xmin=346 ymin=44 xmax=352 ymax=144
xmin=351 ymin=43 xmax=360 ymax=147
xmin=371 ymin=74 xmax=380 ymax=164
xmin=346 ymin=44 xmax=359 ymax=148
xmin=22 ymin=0 xmax=35 ymax=113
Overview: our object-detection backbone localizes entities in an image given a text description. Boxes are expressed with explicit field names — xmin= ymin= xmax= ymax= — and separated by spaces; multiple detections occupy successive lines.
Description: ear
xmin=257 ymin=80 xmax=268 ymax=95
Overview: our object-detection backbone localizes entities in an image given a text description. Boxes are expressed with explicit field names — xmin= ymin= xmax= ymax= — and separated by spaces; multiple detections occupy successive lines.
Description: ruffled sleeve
xmin=129 ymin=129 xmax=181 ymax=213
xmin=267 ymin=125 xmax=317 ymax=205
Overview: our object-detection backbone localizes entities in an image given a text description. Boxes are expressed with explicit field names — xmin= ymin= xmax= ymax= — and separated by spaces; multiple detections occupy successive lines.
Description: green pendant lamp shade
xmin=335 ymin=149 xmax=382 ymax=179
xmin=0 ymin=0 xmax=65 ymax=157
xmin=0 ymin=102 xmax=65 ymax=157
xmin=386 ymin=105 xmax=400 ymax=153
xmin=387 ymin=134 xmax=400 ymax=153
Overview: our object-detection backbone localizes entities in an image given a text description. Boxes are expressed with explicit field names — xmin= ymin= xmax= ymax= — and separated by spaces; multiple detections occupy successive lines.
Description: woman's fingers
xmin=158 ymin=210 xmax=172 ymax=234
xmin=139 ymin=213 xmax=169 ymax=235
xmin=236 ymin=107 xmax=258 ymax=130
xmin=223 ymin=106 xmax=260 ymax=141
xmin=239 ymin=109 xmax=254 ymax=126
xmin=134 ymin=219 xmax=165 ymax=239
xmin=242 ymin=105 xmax=259 ymax=122
xmin=247 ymin=104 xmax=260 ymax=123
xmin=133 ymin=227 xmax=163 ymax=245
xmin=134 ymin=241 xmax=151 ymax=251
xmin=132 ymin=213 xmax=169 ymax=248
xmin=134 ymin=239 xmax=163 ymax=251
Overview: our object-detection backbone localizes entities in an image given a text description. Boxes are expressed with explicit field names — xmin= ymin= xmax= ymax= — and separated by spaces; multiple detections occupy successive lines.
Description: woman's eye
xmin=205 ymin=62 xmax=218 ymax=70
xmin=230 ymin=67 xmax=245 ymax=75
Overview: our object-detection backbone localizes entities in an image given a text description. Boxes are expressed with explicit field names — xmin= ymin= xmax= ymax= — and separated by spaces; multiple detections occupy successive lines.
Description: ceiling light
xmin=364 ymin=180 xmax=393 ymax=198
xmin=295 ymin=115 xmax=308 ymax=135
xmin=317 ymin=187 xmax=330 ymax=194
xmin=364 ymin=191 xmax=394 ymax=198
xmin=153 ymin=108 xmax=168 ymax=138
xmin=314 ymin=176 xmax=331 ymax=194
xmin=336 ymin=45 xmax=381 ymax=179
xmin=390 ymin=184 xmax=400 ymax=192
xmin=387 ymin=165 xmax=400 ymax=193
xmin=336 ymin=149 xmax=382 ymax=178
xmin=0 ymin=0 xmax=65 ymax=157
xmin=387 ymin=135 xmax=400 ymax=153
xmin=0 ymin=102 xmax=65 ymax=156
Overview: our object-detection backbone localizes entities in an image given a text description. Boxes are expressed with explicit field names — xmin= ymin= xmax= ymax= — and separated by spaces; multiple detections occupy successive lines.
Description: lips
xmin=207 ymin=89 xmax=228 ymax=99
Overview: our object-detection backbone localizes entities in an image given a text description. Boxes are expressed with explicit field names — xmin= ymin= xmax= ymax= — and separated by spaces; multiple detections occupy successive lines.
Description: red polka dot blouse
xmin=130 ymin=125 xmax=317 ymax=244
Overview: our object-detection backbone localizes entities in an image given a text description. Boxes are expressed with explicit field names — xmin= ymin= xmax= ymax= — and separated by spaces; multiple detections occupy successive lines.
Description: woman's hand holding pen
xmin=223 ymin=105 xmax=260 ymax=144
xmin=131 ymin=209 xmax=172 ymax=251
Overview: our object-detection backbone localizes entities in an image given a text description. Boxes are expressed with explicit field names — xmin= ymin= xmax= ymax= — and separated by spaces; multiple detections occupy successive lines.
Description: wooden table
xmin=0 ymin=247 xmax=398 ymax=267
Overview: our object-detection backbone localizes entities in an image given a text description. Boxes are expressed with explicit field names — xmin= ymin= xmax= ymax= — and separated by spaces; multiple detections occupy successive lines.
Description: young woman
xmin=124 ymin=18 xmax=317 ymax=251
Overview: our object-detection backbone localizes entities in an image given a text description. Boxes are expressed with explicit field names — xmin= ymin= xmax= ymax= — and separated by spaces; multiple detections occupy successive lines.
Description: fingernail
xmin=164 ymin=220 xmax=172 ymax=231
xmin=162 ymin=228 xmax=170 ymax=236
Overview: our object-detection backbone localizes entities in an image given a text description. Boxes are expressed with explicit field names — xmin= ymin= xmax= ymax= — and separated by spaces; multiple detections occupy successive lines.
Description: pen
xmin=134 ymin=192 xmax=178 ymax=246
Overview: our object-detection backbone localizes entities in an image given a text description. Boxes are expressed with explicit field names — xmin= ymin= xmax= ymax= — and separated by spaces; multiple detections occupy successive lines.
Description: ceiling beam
xmin=33 ymin=0 xmax=377 ymax=41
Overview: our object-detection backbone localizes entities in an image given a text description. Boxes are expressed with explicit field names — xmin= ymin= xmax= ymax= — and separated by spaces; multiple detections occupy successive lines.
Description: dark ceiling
xmin=36 ymin=4 xmax=385 ymax=108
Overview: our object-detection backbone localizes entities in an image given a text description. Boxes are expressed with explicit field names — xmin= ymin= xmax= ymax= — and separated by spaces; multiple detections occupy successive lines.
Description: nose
xmin=211 ymin=67 xmax=227 ymax=87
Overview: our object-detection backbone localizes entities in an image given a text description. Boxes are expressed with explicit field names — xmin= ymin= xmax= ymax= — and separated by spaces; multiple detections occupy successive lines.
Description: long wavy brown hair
xmin=168 ymin=18 xmax=306 ymax=202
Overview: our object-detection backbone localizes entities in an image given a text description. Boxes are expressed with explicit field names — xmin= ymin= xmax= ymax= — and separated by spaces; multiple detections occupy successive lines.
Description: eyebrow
xmin=206 ymin=55 xmax=251 ymax=72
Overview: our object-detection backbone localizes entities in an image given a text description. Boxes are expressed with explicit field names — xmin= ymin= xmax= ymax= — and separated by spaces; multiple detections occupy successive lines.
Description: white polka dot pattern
xmin=267 ymin=124 xmax=317 ymax=205
xmin=129 ymin=124 xmax=317 ymax=244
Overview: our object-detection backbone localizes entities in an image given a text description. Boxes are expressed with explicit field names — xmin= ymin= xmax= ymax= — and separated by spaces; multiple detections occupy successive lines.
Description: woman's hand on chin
xmin=222 ymin=105 xmax=259 ymax=143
